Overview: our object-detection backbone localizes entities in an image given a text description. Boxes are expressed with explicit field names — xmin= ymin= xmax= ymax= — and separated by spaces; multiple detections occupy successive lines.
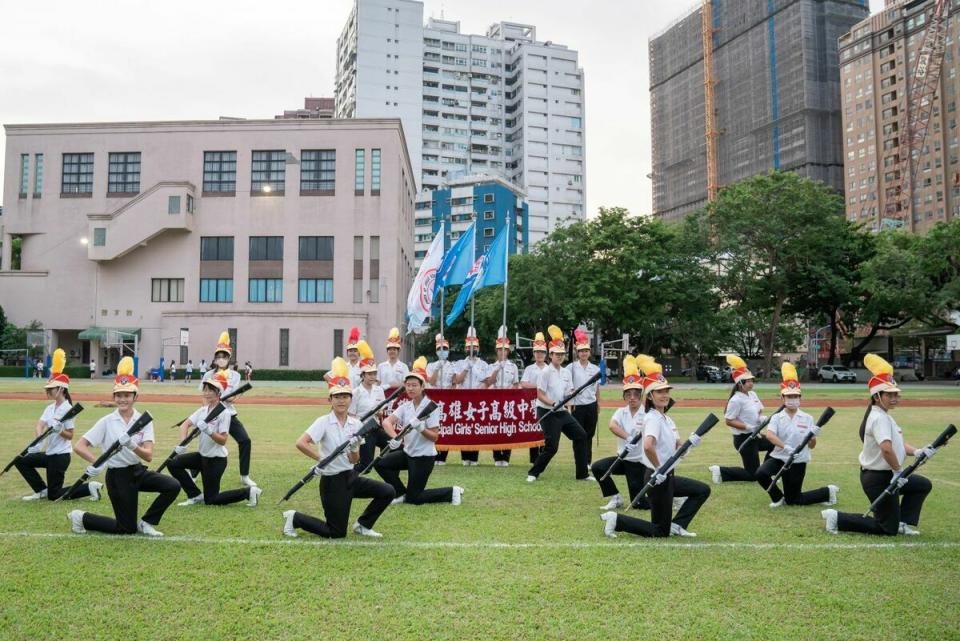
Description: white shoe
xmin=241 ymin=475 xmax=258 ymax=488
xmin=247 ymin=486 xmax=262 ymax=507
xmin=821 ymin=509 xmax=838 ymax=534
xmin=709 ymin=465 xmax=722 ymax=484
xmin=137 ymin=520 xmax=163 ymax=537
xmin=494 ymin=460 xmax=509 ymax=467
xmin=88 ymin=482 xmax=103 ymax=502
xmin=68 ymin=510 xmax=86 ymax=534
xmin=600 ymin=511 xmax=618 ymax=538
xmin=352 ymin=521 xmax=383 ymax=538
xmin=391 ymin=495 xmax=406 ymax=505
xmin=899 ymin=522 xmax=920 ymax=536
xmin=580 ymin=475 xmax=597 ymax=482
xmin=282 ymin=510 xmax=298 ymax=537
xmin=526 ymin=475 xmax=537 ymax=483
xmin=22 ymin=489 xmax=48 ymax=501
xmin=769 ymin=498 xmax=785 ymax=509
xmin=824 ymin=484 xmax=838 ymax=506
xmin=673 ymin=496 xmax=688 ymax=512
xmin=601 ymin=494 xmax=624 ymax=510
xmin=670 ymin=522 xmax=697 ymax=537
xmin=178 ymin=494 xmax=204 ymax=507
xmin=435 ymin=460 xmax=446 ymax=466
xmin=452 ymin=486 xmax=464 ymax=506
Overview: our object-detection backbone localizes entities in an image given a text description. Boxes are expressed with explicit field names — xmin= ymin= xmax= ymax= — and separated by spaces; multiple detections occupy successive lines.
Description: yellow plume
xmin=547 ymin=325 xmax=563 ymax=341
xmin=623 ymin=355 xmax=638 ymax=378
xmin=781 ymin=362 xmax=798 ymax=381
xmin=534 ymin=332 xmax=544 ymax=342
xmin=330 ymin=357 xmax=349 ymax=379
xmin=642 ymin=359 xmax=663 ymax=376
xmin=726 ymin=354 xmax=747 ymax=370
xmin=51 ymin=349 xmax=66 ymax=375
xmin=117 ymin=356 xmax=134 ymax=377
xmin=357 ymin=340 xmax=374 ymax=361
xmin=388 ymin=327 xmax=400 ymax=339
xmin=864 ymin=353 xmax=893 ymax=376
xmin=412 ymin=356 xmax=427 ymax=371
xmin=218 ymin=331 xmax=230 ymax=346
xmin=635 ymin=354 xmax=655 ymax=374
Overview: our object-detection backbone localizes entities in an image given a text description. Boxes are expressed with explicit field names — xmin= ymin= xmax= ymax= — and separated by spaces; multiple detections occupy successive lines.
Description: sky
xmin=0 ymin=0 xmax=885 ymax=217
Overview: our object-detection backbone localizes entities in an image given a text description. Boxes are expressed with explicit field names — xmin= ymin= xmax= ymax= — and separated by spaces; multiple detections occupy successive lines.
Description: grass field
xmin=1 ymin=389 xmax=958 ymax=640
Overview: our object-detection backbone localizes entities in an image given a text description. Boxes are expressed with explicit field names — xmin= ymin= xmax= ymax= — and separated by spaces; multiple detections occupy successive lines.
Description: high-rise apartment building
xmin=650 ymin=0 xmax=869 ymax=222
xmin=335 ymin=0 xmax=585 ymax=244
xmin=839 ymin=0 xmax=960 ymax=232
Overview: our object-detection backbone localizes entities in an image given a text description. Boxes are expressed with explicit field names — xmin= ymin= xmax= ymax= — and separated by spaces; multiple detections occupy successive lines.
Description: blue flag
xmin=445 ymin=223 xmax=508 ymax=326
xmin=434 ymin=223 xmax=476 ymax=295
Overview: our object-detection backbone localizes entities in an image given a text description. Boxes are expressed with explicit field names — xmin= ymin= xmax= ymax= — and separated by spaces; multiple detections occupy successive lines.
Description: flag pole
xmin=501 ymin=209 xmax=509 ymax=331
xmin=470 ymin=211 xmax=477 ymax=331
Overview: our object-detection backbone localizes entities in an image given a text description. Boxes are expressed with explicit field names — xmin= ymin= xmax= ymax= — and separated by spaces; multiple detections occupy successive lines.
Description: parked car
xmin=818 ymin=364 xmax=857 ymax=383
xmin=698 ymin=365 xmax=723 ymax=383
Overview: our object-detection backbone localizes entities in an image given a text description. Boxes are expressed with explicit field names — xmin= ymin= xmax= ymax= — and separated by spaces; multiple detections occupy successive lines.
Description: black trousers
xmin=357 ymin=427 xmax=390 ymax=473
xmin=375 ymin=451 xmax=453 ymax=504
xmin=755 ymin=459 xmax=829 ymax=505
xmin=229 ymin=415 xmax=252 ymax=476
xmin=614 ymin=469 xmax=711 ymax=538
xmin=435 ymin=449 xmax=479 ymax=463
xmin=528 ymin=408 xmax=589 ymax=479
xmin=572 ymin=402 xmax=599 ymax=468
xmin=292 ymin=469 xmax=396 ymax=538
xmin=591 ymin=456 xmax=651 ymax=509
xmin=719 ymin=432 xmax=774 ymax=482
xmin=82 ymin=464 xmax=181 ymax=534
xmin=167 ymin=452 xmax=250 ymax=505
xmin=836 ymin=470 xmax=932 ymax=535
xmin=15 ymin=452 xmax=89 ymax=501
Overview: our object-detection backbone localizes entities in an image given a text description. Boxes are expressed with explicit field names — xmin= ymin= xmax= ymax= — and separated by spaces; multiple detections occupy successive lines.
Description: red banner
xmin=385 ymin=388 xmax=544 ymax=451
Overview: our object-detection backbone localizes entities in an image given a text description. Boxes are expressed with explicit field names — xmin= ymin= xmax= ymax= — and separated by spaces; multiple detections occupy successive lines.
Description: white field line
xmin=0 ymin=530 xmax=958 ymax=551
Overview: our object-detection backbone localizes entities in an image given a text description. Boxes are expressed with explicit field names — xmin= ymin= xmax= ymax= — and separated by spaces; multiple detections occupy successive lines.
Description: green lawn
xmin=1 ymin=396 xmax=958 ymax=640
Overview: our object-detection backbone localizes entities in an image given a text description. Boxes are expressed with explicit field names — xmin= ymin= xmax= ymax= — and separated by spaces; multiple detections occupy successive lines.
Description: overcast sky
xmin=0 ymin=0 xmax=884 ymax=216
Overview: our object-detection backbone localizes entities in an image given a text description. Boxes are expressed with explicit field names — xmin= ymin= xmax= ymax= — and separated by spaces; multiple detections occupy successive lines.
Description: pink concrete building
xmin=1 ymin=118 xmax=416 ymax=374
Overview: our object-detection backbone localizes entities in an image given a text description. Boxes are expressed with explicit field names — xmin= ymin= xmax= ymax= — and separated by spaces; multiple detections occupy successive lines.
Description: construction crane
xmin=702 ymin=0 xmax=719 ymax=202
xmin=887 ymin=0 xmax=948 ymax=231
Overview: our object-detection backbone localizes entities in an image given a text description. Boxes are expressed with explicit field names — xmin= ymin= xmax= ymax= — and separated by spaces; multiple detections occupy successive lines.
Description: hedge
xmin=148 ymin=368 xmax=329 ymax=381
xmin=0 ymin=366 xmax=92 ymax=378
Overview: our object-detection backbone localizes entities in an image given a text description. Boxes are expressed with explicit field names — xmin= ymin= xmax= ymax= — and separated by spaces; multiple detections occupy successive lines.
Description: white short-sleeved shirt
xmin=457 ymin=357 xmax=489 ymax=389
xmin=426 ymin=360 xmax=457 ymax=389
xmin=537 ymin=364 xmax=573 ymax=410
xmin=391 ymin=396 xmax=440 ymax=457
xmin=170 ymin=365 xmax=176 ymax=375
xmin=767 ymin=409 xmax=816 ymax=463
xmin=567 ymin=361 xmax=600 ymax=404
xmin=725 ymin=391 xmax=764 ymax=434
xmin=859 ymin=406 xmax=906 ymax=471
xmin=642 ymin=410 xmax=680 ymax=471
xmin=200 ymin=368 xmax=243 ymax=416
xmin=304 ymin=413 xmax=363 ymax=476
xmin=188 ymin=405 xmax=231 ymax=458
xmin=40 ymin=400 xmax=76 ymax=456
xmin=82 ymin=409 xmax=155 ymax=468
xmin=378 ymin=360 xmax=409 ymax=389
xmin=488 ymin=360 xmax=519 ymax=388
xmin=350 ymin=384 xmax=386 ymax=421
xmin=612 ymin=405 xmax=646 ymax=462
xmin=521 ymin=362 xmax=547 ymax=387
xmin=347 ymin=362 xmax=363 ymax=389
xmin=186 ymin=363 xmax=194 ymax=374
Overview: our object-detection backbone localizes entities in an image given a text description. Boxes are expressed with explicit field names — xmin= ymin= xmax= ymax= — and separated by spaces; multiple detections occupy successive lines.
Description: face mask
xmin=215 ymin=357 xmax=229 ymax=369
xmin=437 ymin=350 xmax=449 ymax=361
xmin=784 ymin=398 xmax=800 ymax=409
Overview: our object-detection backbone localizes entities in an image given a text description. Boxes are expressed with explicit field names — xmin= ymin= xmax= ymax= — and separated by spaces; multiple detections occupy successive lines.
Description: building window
xmin=61 ymin=153 xmax=94 ymax=195
xmin=200 ymin=279 xmax=234 ymax=303
xmin=33 ymin=154 xmax=43 ymax=196
xmin=251 ymin=150 xmax=286 ymax=194
xmin=301 ymin=149 xmax=336 ymax=193
xmin=484 ymin=227 xmax=495 ymax=237
xmin=249 ymin=236 xmax=284 ymax=260
xmin=186 ymin=194 xmax=195 ymax=213
xmin=371 ymin=149 xmax=381 ymax=194
xmin=108 ymin=152 xmax=141 ymax=194
xmin=484 ymin=193 xmax=494 ymax=203
xmin=483 ymin=210 xmax=495 ymax=220
xmin=203 ymin=151 xmax=237 ymax=194
xmin=151 ymin=278 xmax=185 ymax=302
xmin=168 ymin=196 xmax=181 ymax=214
xmin=200 ymin=237 xmax=234 ymax=261
xmin=334 ymin=329 xmax=343 ymax=359
xmin=279 ymin=329 xmax=289 ymax=367
xmin=369 ymin=235 xmax=380 ymax=303
xmin=299 ymin=236 xmax=334 ymax=260
xmin=93 ymin=228 xmax=106 ymax=246
xmin=19 ymin=154 xmax=29 ymax=197
xmin=353 ymin=235 xmax=364 ymax=303
xmin=248 ymin=278 xmax=283 ymax=303
xmin=355 ymin=149 xmax=365 ymax=195
xmin=298 ymin=278 xmax=333 ymax=303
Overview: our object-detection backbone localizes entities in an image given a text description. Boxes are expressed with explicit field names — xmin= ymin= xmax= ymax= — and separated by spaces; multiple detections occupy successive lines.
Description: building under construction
xmin=650 ymin=0 xmax=870 ymax=222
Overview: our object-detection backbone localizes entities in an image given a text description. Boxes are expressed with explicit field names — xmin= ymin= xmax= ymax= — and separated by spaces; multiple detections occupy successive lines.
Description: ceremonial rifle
xmin=630 ymin=413 xmax=719 ymax=507
xmin=764 ymin=407 xmax=836 ymax=492
xmin=170 ymin=382 xmax=252 ymax=428
xmin=1 ymin=402 xmax=85 ymax=477
xmin=155 ymin=402 xmax=230 ymax=474
xmin=359 ymin=399 xmax=440 ymax=475
xmin=737 ymin=404 xmax=786 ymax=453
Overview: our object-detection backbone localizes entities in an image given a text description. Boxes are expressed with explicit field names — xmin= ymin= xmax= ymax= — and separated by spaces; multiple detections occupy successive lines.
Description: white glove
xmin=624 ymin=441 xmax=640 ymax=454
xmin=26 ymin=444 xmax=43 ymax=455
xmin=688 ymin=433 xmax=702 ymax=447
xmin=409 ymin=419 xmax=425 ymax=433
xmin=780 ymin=445 xmax=796 ymax=458
xmin=116 ymin=432 xmax=132 ymax=448
xmin=196 ymin=420 xmax=215 ymax=436
xmin=387 ymin=438 xmax=402 ymax=450
xmin=895 ymin=475 xmax=908 ymax=489
xmin=915 ymin=446 xmax=936 ymax=461
xmin=347 ymin=435 xmax=363 ymax=452
xmin=652 ymin=472 xmax=668 ymax=486
xmin=48 ymin=420 xmax=64 ymax=433
xmin=313 ymin=464 xmax=324 ymax=477
xmin=810 ymin=425 xmax=822 ymax=436
xmin=553 ymin=401 xmax=565 ymax=412
xmin=174 ymin=445 xmax=187 ymax=455
xmin=85 ymin=464 xmax=105 ymax=477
